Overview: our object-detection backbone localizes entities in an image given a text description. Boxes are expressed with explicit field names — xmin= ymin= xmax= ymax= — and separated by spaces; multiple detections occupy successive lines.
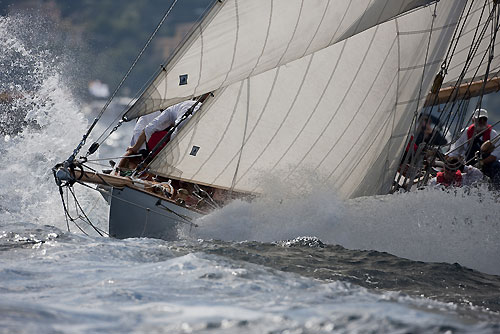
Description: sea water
xmin=1 ymin=14 xmax=500 ymax=334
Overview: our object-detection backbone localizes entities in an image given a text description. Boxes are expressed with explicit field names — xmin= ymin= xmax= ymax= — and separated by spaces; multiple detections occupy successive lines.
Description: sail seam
xmin=215 ymin=56 xmax=316 ymax=184
xmin=328 ymin=0 xmax=355 ymax=45
xmin=149 ymin=87 xmax=228 ymax=173
xmin=275 ymin=0 xmax=305 ymax=68
xmin=209 ymin=68 xmax=283 ymax=183
xmin=314 ymin=0 xmax=395 ymax=174
xmin=252 ymin=54 xmax=316 ymax=174
xmin=277 ymin=41 xmax=349 ymax=183
xmin=188 ymin=81 xmax=244 ymax=180
xmin=248 ymin=0 xmax=273 ymax=78
xmin=335 ymin=111 xmax=395 ymax=193
xmin=293 ymin=28 xmax=381 ymax=182
xmin=317 ymin=37 xmax=398 ymax=174
xmin=398 ymin=22 xmax=458 ymax=35
xmin=218 ymin=0 xmax=240 ymax=89
xmin=330 ymin=73 xmax=399 ymax=186
xmin=235 ymin=57 xmax=317 ymax=188
xmin=283 ymin=1 xmax=385 ymax=183
xmin=302 ymin=0 xmax=332 ymax=58
xmin=229 ymin=78 xmax=250 ymax=190
xmin=384 ymin=15 xmax=402 ymax=195
xmin=194 ymin=24 xmax=204 ymax=96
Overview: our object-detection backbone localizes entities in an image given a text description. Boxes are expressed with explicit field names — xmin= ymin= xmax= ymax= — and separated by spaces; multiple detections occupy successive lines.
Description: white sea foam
xmin=0 ymin=15 xmax=107 ymax=231
xmin=195 ymin=174 xmax=500 ymax=275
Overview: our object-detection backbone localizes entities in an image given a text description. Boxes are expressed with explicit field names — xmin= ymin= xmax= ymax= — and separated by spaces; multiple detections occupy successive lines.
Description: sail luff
xmin=124 ymin=0 xmax=437 ymax=121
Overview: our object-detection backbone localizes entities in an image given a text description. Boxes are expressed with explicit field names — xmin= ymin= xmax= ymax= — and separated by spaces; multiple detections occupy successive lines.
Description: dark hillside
xmin=0 ymin=0 xmax=212 ymax=97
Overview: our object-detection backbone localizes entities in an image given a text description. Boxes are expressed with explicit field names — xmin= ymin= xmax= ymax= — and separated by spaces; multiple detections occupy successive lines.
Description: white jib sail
xmin=149 ymin=0 xmax=467 ymax=199
xmin=124 ymin=0 xmax=435 ymax=120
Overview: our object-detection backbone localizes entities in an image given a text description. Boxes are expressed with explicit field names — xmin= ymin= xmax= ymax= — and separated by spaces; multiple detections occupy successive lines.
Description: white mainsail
xmin=147 ymin=0 xmax=474 ymax=198
xmin=124 ymin=0 xmax=436 ymax=120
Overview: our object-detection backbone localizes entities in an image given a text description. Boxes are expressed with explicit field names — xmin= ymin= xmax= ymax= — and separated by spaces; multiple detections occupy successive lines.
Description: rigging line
xmin=439 ymin=0 xmax=491 ymax=114
xmin=124 ymin=0 xmax=217 ymax=121
xmin=395 ymin=4 xmax=440 ymax=182
xmin=68 ymin=186 xmax=106 ymax=237
xmin=69 ymin=189 xmax=109 ymax=237
xmin=62 ymin=187 xmax=90 ymax=236
xmin=476 ymin=3 xmax=500 ymax=110
xmin=72 ymin=0 xmax=180 ymax=160
xmin=93 ymin=0 xmax=179 ymax=124
xmin=64 ymin=188 xmax=88 ymax=236
xmin=57 ymin=185 xmax=71 ymax=232
xmin=442 ymin=0 xmax=475 ymax=73
xmin=438 ymin=3 xmax=499 ymax=141
xmin=94 ymin=68 xmax=164 ymax=147
xmin=73 ymin=183 xmax=107 ymax=223
xmin=391 ymin=4 xmax=439 ymax=188
xmin=464 ymin=3 xmax=500 ymax=159
xmin=229 ymin=78 xmax=249 ymax=192
xmin=414 ymin=3 xmax=438 ymax=115
xmin=71 ymin=220 xmax=89 ymax=236
xmin=424 ymin=0 xmax=494 ymax=141
xmin=438 ymin=34 xmax=494 ymax=137
xmin=399 ymin=2 xmax=480 ymax=187
xmin=79 ymin=165 xmax=118 ymax=189
xmin=86 ymin=154 xmax=142 ymax=162
xmin=455 ymin=99 xmax=470 ymax=136
xmin=462 ymin=133 xmax=500 ymax=166
xmin=66 ymin=187 xmax=89 ymax=236
xmin=93 ymin=66 xmax=165 ymax=147
xmin=85 ymin=161 xmax=114 ymax=168
xmin=427 ymin=64 xmax=484 ymax=153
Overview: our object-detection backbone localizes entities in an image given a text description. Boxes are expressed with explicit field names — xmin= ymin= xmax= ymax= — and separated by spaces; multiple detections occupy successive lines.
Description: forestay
xmin=124 ymin=0 xmax=435 ymax=120
xmin=149 ymin=0 xmax=467 ymax=199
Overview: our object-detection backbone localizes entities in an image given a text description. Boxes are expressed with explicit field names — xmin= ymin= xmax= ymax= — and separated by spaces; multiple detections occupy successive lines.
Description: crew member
xmin=116 ymin=98 xmax=203 ymax=175
xmin=448 ymin=109 xmax=498 ymax=165
xmin=428 ymin=156 xmax=462 ymax=187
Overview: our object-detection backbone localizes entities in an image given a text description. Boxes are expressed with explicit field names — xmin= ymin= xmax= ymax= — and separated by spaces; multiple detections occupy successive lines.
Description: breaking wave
xmin=194 ymin=175 xmax=500 ymax=275
xmin=0 ymin=14 xmax=107 ymax=230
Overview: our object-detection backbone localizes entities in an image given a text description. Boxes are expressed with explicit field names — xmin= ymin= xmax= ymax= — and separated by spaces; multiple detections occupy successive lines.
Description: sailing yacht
xmin=54 ymin=0 xmax=500 ymax=239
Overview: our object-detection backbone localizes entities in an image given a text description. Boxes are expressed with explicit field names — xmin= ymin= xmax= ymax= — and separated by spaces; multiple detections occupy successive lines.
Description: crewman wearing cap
xmin=429 ymin=156 xmax=463 ymax=187
xmin=448 ymin=108 xmax=498 ymax=164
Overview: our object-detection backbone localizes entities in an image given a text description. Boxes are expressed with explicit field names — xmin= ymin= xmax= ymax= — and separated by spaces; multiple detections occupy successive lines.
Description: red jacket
xmin=466 ymin=124 xmax=491 ymax=141
xmin=436 ymin=170 xmax=462 ymax=187
xmin=146 ymin=129 xmax=170 ymax=158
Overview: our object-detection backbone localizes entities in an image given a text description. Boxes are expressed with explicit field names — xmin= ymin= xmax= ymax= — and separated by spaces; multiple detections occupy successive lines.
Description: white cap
xmin=474 ymin=108 xmax=488 ymax=119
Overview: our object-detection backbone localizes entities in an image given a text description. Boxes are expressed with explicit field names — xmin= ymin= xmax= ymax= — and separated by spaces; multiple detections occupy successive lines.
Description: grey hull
xmin=109 ymin=186 xmax=200 ymax=240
